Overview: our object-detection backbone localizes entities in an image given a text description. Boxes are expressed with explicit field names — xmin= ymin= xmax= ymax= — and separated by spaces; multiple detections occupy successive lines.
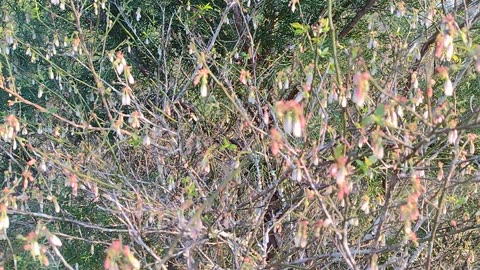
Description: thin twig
xmin=8 ymin=209 xmax=130 ymax=233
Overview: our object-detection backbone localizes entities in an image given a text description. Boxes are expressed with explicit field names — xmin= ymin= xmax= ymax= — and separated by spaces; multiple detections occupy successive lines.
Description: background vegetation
xmin=0 ymin=0 xmax=480 ymax=269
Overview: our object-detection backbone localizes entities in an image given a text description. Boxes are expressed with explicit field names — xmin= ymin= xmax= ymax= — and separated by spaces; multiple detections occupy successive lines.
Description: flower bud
xmin=445 ymin=42 xmax=454 ymax=61
xmin=292 ymin=117 xmax=302 ymax=137
xmin=136 ymin=8 xmax=142 ymax=22
xmin=31 ymin=241 xmax=40 ymax=256
xmin=283 ymin=113 xmax=293 ymax=134
xmin=142 ymin=134 xmax=151 ymax=146
xmin=200 ymin=83 xmax=207 ymax=97
xmin=49 ymin=234 xmax=62 ymax=246
xmin=444 ymin=77 xmax=453 ymax=96
xmin=360 ymin=195 xmax=370 ymax=214
xmin=448 ymin=129 xmax=458 ymax=144
xmin=0 ymin=204 xmax=9 ymax=230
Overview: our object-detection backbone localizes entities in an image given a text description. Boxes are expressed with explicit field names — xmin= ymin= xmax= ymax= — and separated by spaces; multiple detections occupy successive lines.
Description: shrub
xmin=1 ymin=0 xmax=480 ymax=269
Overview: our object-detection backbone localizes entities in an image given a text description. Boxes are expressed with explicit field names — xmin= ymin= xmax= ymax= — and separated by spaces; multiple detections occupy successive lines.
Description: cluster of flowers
xmin=104 ymin=240 xmax=141 ymax=270
xmin=400 ymin=174 xmax=425 ymax=244
xmin=112 ymin=51 xmax=135 ymax=106
xmin=17 ymin=224 xmax=63 ymax=267
xmin=275 ymin=100 xmax=306 ymax=138
xmin=435 ymin=14 xmax=459 ymax=96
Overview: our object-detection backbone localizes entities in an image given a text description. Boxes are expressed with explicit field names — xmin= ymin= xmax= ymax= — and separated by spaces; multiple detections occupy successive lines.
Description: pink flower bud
xmin=352 ymin=87 xmax=365 ymax=107
xmin=323 ymin=218 xmax=332 ymax=227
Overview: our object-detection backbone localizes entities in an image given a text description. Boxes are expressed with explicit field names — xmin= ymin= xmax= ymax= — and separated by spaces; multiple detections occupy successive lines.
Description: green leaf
xmin=333 ymin=144 xmax=343 ymax=159
xmin=291 ymin=22 xmax=309 ymax=34
xmin=127 ymin=134 xmax=142 ymax=147
xmin=460 ymin=29 xmax=468 ymax=44
xmin=220 ymin=138 xmax=237 ymax=151
xmin=374 ymin=104 xmax=385 ymax=118
xmin=290 ymin=22 xmax=304 ymax=29
xmin=361 ymin=115 xmax=374 ymax=127
xmin=48 ymin=106 xmax=59 ymax=114
xmin=366 ymin=155 xmax=377 ymax=166
xmin=317 ymin=47 xmax=329 ymax=58
xmin=327 ymin=60 xmax=335 ymax=74
xmin=355 ymin=159 xmax=366 ymax=172
xmin=319 ymin=18 xmax=329 ymax=32
xmin=451 ymin=54 xmax=460 ymax=63
xmin=373 ymin=104 xmax=385 ymax=126
xmin=198 ymin=3 xmax=213 ymax=11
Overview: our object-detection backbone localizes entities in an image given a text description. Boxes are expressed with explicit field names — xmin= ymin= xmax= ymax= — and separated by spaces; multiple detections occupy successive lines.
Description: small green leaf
xmin=373 ymin=104 xmax=385 ymax=126
xmin=48 ymin=106 xmax=59 ymax=114
xmin=333 ymin=144 xmax=343 ymax=159
xmin=127 ymin=134 xmax=142 ymax=147
xmin=451 ymin=54 xmax=460 ymax=63
xmin=290 ymin=22 xmax=304 ymax=29
xmin=317 ymin=47 xmax=329 ymax=58
xmin=198 ymin=3 xmax=213 ymax=11
xmin=319 ymin=18 xmax=329 ymax=32
xmin=374 ymin=104 xmax=385 ymax=118
xmin=460 ymin=29 xmax=468 ymax=44
xmin=291 ymin=22 xmax=309 ymax=34
xmin=220 ymin=138 xmax=237 ymax=151
xmin=361 ymin=115 xmax=374 ymax=127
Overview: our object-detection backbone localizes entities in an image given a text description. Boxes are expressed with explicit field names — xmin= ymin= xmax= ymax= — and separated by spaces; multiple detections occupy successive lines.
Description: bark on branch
xmin=339 ymin=0 xmax=377 ymax=39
